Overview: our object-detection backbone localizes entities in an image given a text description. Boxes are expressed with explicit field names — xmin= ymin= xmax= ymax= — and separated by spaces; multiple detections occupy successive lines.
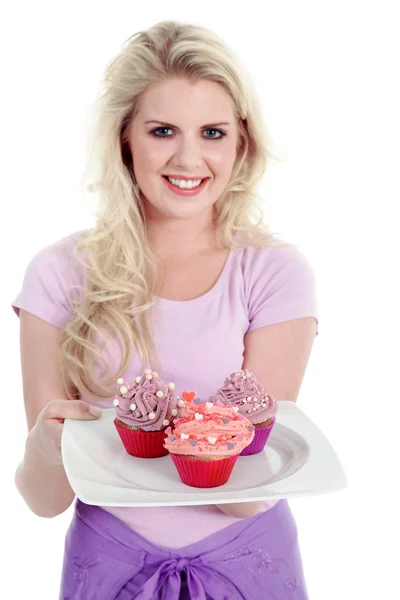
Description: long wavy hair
xmin=60 ymin=19 xmax=294 ymax=402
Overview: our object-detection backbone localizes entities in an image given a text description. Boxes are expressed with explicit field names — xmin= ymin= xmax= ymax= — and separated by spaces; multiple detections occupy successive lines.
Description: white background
xmin=1 ymin=1 xmax=399 ymax=598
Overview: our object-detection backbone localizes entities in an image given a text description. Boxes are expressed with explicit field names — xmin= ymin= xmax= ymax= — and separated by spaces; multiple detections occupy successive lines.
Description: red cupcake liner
xmin=170 ymin=452 xmax=239 ymax=488
xmin=114 ymin=419 xmax=169 ymax=458
xmin=240 ymin=416 xmax=276 ymax=456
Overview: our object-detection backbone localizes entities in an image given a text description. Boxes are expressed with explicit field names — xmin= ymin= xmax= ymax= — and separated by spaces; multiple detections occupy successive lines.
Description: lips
xmin=162 ymin=176 xmax=205 ymax=183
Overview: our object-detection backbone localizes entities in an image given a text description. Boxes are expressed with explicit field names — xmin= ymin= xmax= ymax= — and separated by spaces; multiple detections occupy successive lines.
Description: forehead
xmin=137 ymin=78 xmax=237 ymax=121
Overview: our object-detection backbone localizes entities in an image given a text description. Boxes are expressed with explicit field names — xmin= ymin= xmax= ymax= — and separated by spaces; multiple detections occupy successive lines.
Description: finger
xmin=43 ymin=399 xmax=103 ymax=421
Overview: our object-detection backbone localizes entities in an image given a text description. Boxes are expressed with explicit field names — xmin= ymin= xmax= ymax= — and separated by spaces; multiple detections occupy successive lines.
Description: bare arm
xmin=15 ymin=310 xmax=102 ymax=518
xmin=215 ymin=317 xmax=317 ymax=518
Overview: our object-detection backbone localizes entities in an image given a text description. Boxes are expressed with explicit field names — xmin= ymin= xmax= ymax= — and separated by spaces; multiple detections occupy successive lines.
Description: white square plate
xmin=61 ymin=401 xmax=347 ymax=507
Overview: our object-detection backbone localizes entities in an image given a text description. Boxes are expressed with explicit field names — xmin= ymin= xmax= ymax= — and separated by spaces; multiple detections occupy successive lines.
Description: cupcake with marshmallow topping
xmin=211 ymin=368 xmax=278 ymax=456
xmin=113 ymin=369 xmax=184 ymax=458
xmin=164 ymin=394 xmax=255 ymax=487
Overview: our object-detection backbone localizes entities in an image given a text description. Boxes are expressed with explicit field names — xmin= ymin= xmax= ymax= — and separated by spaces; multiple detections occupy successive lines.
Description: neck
xmin=146 ymin=210 xmax=220 ymax=259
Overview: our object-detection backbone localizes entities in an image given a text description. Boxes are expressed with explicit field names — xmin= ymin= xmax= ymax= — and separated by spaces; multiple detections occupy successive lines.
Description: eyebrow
xmin=144 ymin=120 xmax=231 ymax=128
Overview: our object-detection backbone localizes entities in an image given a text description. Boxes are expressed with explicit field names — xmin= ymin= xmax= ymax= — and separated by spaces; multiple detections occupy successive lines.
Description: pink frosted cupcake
xmin=211 ymin=369 xmax=278 ymax=456
xmin=163 ymin=394 xmax=254 ymax=487
xmin=113 ymin=369 xmax=185 ymax=458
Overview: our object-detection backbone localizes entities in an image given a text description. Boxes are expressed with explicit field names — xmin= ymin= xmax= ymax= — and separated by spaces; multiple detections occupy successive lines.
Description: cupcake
xmin=211 ymin=369 xmax=278 ymax=456
xmin=113 ymin=369 xmax=184 ymax=458
xmin=163 ymin=394 xmax=255 ymax=487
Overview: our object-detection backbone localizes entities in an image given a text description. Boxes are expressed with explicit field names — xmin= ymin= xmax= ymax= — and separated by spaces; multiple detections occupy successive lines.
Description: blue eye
xmin=150 ymin=127 xmax=226 ymax=139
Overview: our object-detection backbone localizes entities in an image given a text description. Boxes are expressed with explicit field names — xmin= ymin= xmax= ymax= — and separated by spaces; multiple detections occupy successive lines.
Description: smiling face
xmin=127 ymin=77 xmax=240 ymax=222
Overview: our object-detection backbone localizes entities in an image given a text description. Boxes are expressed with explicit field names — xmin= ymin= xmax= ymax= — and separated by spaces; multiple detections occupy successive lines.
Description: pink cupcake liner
xmin=240 ymin=416 xmax=276 ymax=456
xmin=114 ymin=419 xmax=169 ymax=458
xmin=170 ymin=453 xmax=239 ymax=488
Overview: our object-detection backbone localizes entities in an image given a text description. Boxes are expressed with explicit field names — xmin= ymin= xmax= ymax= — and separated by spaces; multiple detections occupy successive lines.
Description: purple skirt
xmin=59 ymin=499 xmax=309 ymax=599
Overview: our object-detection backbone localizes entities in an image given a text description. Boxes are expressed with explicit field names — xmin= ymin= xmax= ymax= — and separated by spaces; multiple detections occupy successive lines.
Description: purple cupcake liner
xmin=240 ymin=416 xmax=276 ymax=456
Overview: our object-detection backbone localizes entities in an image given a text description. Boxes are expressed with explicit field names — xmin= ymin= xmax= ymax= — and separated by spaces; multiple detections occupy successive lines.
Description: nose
xmin=173 ymin=135 xmax=203 ymax=172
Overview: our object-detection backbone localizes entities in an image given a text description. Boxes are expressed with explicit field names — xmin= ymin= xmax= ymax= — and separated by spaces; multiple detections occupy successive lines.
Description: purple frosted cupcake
xmin=211 ymin=368 xmax=278 ymax=456
xmin=113 ymin=369 xmax=185 ymax=458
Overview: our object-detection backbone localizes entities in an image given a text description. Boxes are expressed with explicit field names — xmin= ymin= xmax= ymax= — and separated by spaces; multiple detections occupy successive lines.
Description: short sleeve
xmin=11 ymin=232 xmax=87 ymax=330
xmin=245 ymin=244 xmax=319 ymax=335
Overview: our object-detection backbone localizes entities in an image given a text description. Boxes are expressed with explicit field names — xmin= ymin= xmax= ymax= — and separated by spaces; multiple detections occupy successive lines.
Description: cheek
xmin=207 ymin=143 xmax=237 ymax=173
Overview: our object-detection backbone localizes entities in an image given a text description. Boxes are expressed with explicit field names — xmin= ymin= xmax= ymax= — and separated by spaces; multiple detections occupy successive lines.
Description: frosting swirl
xmin=163 ymin=397 xmax=254 ymax=456
xmin=211 ymin=369 xmax=278 ymax=425
xmin=113 ymin=370 xmax=182 ymax=432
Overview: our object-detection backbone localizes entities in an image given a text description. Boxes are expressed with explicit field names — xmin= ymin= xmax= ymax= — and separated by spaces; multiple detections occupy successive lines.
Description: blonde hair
xmin=60 ymin=19 xmax=294 ymax=402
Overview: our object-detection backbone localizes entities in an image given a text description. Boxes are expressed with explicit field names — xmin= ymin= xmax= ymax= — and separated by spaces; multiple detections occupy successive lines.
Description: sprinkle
xmin=171 ymin=409 xmax=178 ymax=416
xmin=248 ymin=425 xmax=255 ymax=431
xmin=261 ymin=403 xmax=267 ymax=408
xmin=168 ymin=382 xmax=175 ymax=390
xmin=232 ymin=407 xmax=239 ymax=412
xmin=195 ymin=413 xmax=203 ymax=421
xmin=215 ymin=400 xmax=224 ymax=407
xmin=227 ymin=442 xmax=235 ymax=450
xmin=145 ymin=373 xmax=153 ymax=380
xmin=119 ymin=385 xmax=128 ymax=394
xmin=129 ymin=403 xmax=136 ymax=411
xmin=189 ymin=439 xmax=198 ymax=447
xmin=247 ymin=409 xmax=253 ymax=414
xmin=165 ymin=427 xmax=172 ymax=434
xmin=149 ymin=412 xmax=156 ymax=419
xmin=113 ymin=398 xmax=119 ymax=406
xmin=205 ymin=402 xmax=213 ymax=409
xmin=194 ymin=398 xmax=202 ymax=405
xmin=156 ymin=390 xmax=164 ymax=398
xmin=223 ymin=417 xmax=230 ymax=424
xmin=162 ymin=419 xmax=169 ymax=426
xmin=238 ymin=433 xmax=245 ymax=440
xmin=253 ymin=407 xmax=257 ymax=411
xmin=181 ymin=433 xmax=189 ymax=440
xmin=177 ymin=400 xmax=185 ymax=408
xmin=207 ymin=437 xmax=217 ymax=444
xmin=135 ymin=376 xmax=141 ymax=383
xmin=168 ymin=434 xmax=176 ymax=441
xmin=173 ymin=418 xmax=181 ymax=424
xmin=153 ymin=371 xmax=159 ymax=377
xmin=247 ymin=396 xmax=252 ymax=401
xmin=117 ymin=378 xmax=124 ymax=384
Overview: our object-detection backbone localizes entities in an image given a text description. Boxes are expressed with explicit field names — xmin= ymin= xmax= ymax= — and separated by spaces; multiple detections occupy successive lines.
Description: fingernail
xmin=89 ymin=405 xmax=103 ymax=417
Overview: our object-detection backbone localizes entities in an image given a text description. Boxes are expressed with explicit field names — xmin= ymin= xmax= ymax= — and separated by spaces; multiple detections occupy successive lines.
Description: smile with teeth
xmin=166 ymin=176 xmax=204 ymax=189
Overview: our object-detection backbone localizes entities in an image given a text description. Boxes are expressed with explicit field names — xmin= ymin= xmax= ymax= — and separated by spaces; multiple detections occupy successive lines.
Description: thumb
xmin=87 ymin=403 xmax=103 ymax=418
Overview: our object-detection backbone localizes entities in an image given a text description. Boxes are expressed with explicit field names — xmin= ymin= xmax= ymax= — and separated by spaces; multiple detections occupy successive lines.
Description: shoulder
xmin=31 ymin=228 xmax=91 ymax=267
xmin=233 ymin=234 xmax=316 ymax=293
xmin=23 ymin=229 xmax=93 ymax=290
xmin=19 ymin=228 xmax=92 ymax=300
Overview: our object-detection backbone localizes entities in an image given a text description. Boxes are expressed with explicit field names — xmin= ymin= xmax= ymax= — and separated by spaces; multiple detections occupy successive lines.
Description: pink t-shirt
xmin=12 ymin=229 xmax=319 ymax=548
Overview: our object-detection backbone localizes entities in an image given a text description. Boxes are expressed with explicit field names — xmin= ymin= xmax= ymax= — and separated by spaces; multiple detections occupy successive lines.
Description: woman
xmin=12 ymin=20 xmax=318 ymax=599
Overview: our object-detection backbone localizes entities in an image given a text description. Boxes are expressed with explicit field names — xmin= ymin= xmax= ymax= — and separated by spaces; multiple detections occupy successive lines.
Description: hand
xmin=27 ymin=399 xmax=103 ymax=468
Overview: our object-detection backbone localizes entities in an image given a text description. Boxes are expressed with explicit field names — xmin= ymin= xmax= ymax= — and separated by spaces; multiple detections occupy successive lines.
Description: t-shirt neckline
xmin=153 ymin=246 xmax=236 ymax=306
